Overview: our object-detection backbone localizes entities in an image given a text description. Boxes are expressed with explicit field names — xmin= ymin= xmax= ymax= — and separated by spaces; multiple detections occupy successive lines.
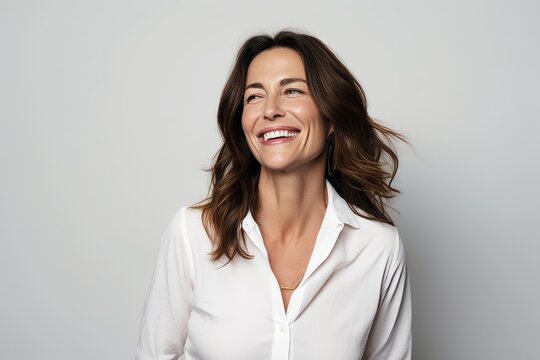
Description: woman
xmin=136 ymin=30 xmax=411 ymax=360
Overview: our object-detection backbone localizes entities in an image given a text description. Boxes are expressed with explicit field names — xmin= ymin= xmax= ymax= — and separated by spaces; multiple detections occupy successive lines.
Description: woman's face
xmin=241 ymin=47 xmax=333 ymax=174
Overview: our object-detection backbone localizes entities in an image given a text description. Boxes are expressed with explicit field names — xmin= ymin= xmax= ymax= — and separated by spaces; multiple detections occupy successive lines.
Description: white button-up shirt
xmin=136 ymin=179 xmax=412 ymax=360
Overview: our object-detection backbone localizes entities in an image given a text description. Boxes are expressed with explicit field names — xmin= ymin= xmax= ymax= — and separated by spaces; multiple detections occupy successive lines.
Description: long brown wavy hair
xmin=191 ymin=29 xmax=405 ymax=263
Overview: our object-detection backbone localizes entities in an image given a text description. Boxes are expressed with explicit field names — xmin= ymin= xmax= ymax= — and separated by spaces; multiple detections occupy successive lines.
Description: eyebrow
xmin=244 ymin=77 xmax=307 ymax=91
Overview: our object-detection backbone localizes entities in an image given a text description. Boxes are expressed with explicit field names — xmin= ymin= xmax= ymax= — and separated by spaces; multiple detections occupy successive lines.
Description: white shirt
xmin=136 ymin=179 xmax=412 ymax=360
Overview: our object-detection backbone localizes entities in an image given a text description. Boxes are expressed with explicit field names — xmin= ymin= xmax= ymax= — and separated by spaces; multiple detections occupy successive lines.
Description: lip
xmin=258 ymin=134 xmax=299 ymax=145
xmin=256 ymin=126 xmax=301 ymax=138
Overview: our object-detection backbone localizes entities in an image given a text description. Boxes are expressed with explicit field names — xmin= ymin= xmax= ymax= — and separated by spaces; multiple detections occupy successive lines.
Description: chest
xmin=263 ymin=235 xmax=317 ymax=312
xmin=185 ymin=226 xmax=384 ymax=360
xmin=185 ymin=254 xmax=379 ymax=360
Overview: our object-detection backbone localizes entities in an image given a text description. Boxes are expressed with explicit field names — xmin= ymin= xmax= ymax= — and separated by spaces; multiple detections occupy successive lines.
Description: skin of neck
xmin=254 ymin=152 xmax=329 ymax=247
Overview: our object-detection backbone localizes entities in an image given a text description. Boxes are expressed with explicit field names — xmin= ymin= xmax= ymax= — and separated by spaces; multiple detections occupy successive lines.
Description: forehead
xmin=246 ymin=47 xmax=306 ymax=82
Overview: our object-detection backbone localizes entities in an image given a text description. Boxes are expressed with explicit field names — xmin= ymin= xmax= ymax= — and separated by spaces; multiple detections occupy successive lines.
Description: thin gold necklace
xmin=279 ymin=276 xmax=303 ymax=291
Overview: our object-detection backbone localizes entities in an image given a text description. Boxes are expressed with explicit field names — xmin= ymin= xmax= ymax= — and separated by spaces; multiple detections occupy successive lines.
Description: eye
xmin=284 ymin=88 xmax=305 ymax=95
xmin=246 ymin=94 xmax=261 ymax=103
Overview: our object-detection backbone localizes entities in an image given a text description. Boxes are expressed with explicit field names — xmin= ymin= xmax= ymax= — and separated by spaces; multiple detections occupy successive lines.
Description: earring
xmin=327 ymin=134 xmax=336 ymax=176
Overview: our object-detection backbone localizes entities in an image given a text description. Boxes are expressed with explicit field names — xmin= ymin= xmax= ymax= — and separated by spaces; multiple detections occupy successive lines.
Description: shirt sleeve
xmin=362 ymin=228 xmax=412 ymax=360
xmin=136 ymin=206 xmax=194 ymax=360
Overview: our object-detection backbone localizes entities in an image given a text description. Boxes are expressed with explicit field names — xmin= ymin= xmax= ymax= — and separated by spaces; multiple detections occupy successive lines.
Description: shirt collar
xmin=325 ymin=179 xmax=363 ymax=229
xmin=241 ymin=179 xmax=362 ymax=231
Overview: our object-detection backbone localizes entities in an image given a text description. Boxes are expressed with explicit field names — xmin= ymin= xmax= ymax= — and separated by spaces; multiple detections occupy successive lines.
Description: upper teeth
xmin=263 ymin=130 xmax=300 ymax=141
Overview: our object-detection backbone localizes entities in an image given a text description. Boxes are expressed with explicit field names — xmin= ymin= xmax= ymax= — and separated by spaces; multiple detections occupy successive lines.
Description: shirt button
xmin=337 ymin=223 xmax=343 ymax=228
xmin=280 ymin=324 xmax=287 ymax=332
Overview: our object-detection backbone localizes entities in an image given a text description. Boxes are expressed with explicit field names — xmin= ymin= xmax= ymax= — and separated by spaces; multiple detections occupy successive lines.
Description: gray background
xmin=1 ymin=0 xmax=539 ymax=359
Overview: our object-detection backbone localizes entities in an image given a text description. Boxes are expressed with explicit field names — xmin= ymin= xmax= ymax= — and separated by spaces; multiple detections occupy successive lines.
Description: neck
xmin=254 ymin=162 xmax=328 ymax=246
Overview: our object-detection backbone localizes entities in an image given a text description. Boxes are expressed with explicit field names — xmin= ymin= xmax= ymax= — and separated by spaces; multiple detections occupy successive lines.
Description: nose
xmin=263 ymin=94 xmax=285 ymax=120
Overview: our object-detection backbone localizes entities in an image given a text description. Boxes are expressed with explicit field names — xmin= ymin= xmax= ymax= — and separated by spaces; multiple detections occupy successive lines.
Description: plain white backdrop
xmin=1 ymin=0 xmax=539 ymax=359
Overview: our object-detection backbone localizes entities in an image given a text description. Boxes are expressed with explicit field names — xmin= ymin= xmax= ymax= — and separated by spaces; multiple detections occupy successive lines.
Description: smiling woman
xmin=136 ymin=29 xmax=412 ymax=360
xmin=242 ymin=47 xmax=330 ymax=173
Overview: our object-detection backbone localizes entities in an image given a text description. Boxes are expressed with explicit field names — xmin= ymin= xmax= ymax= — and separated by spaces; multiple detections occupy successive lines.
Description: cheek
xmin=240 ymin=115 xmax=251 ymax=138
xmin=240 ymin=112 xmax=259 ymax=154
xmin=298 ymin=109 xmax=325 ymax=135
xmin=290 ymin=100 xmax=320 ymax=122
xmin=241 ymin=107 xmax=257 ymax=132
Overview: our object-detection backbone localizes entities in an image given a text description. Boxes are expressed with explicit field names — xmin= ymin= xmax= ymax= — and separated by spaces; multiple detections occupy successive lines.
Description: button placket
xmin=271 ymin=321 xmax=291 ymax=360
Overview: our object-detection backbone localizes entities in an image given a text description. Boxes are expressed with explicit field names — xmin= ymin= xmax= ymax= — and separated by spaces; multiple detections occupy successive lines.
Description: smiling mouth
xmin=261 ymin=130 xmax=300 ymax=142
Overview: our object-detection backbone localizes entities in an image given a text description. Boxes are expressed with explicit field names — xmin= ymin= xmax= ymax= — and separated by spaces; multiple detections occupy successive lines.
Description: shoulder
xmin=166 ymin=204 xmax=212 ymax=254
xmin=350 ymin=212 xmax=403 ymax=261
xmin=166 ymin=204 xmax=203 ymax=229
xmin=182 ymin=204 xmax=206 ymax=233
xmin=159 ymin=205 xmax=205 ymax=247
